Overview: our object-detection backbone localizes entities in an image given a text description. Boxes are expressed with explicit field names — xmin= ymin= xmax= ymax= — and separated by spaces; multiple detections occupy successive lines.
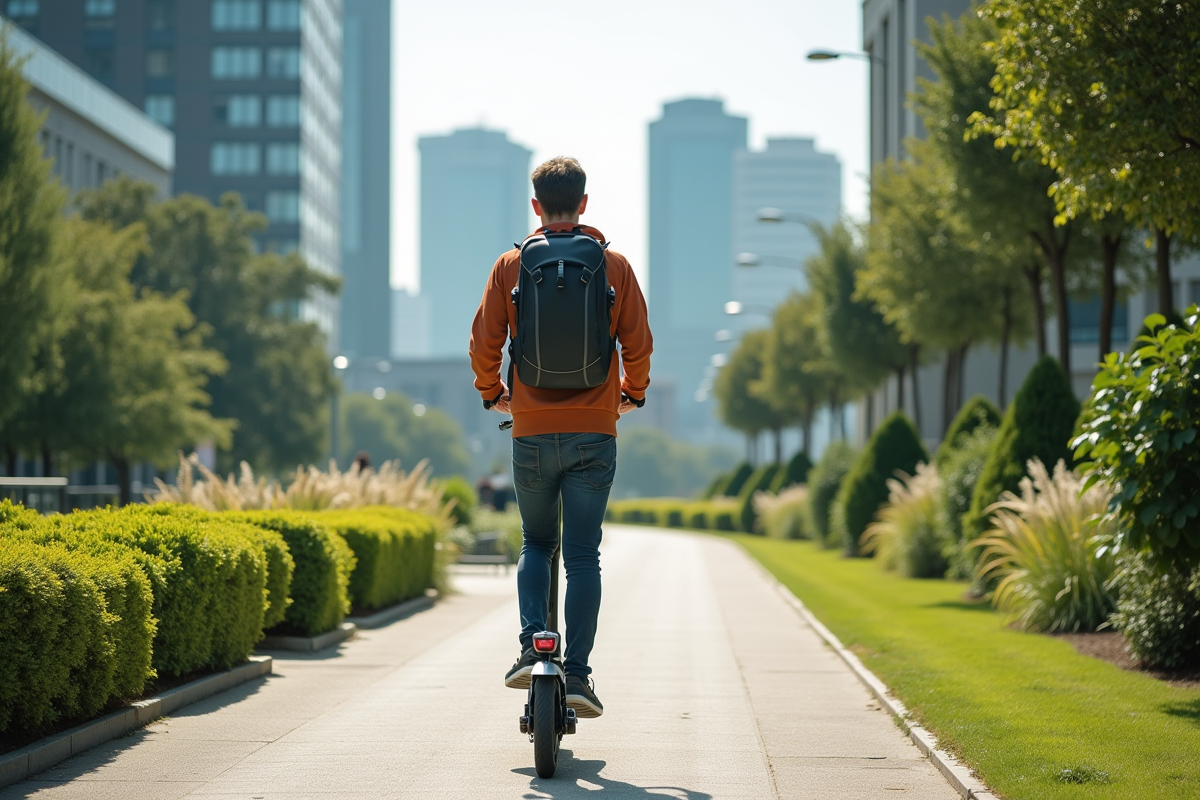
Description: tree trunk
xmin=956 ymin=343 xmax=970 ymax=414
xmin=114 ymin=457 xmax=132 ymax=507
xmin=909 ymin=345 xmax=922 ymax=438
xmin=802 ymin=402 xmax=814 ymax=456
xmin=864 ymin=393 xmax=874 ymax=438
xmin=942 ymin=350 xmax=955 ymax=437
xmin=1023 ymin=263 xmax=1047 ymax=357
xmin=4 ymin=446 xmax=15 ymax=477
xmin=773 ymin=428 xmax=783 ymax=464
xmin=40 ymin=443 xmax=55 ymax=477
xmin=1049 ymin=250 xmax=1071 ymax=375
xmin=1156 ymin=228 xmax=1173 ymax=315
xmin=895 ymin=365 xmax=906 ymax=415
xmin=999 ymin=286 xmax=1011 ymax=410
xmin=1100 ymin=232 xmax=1121 ymax=361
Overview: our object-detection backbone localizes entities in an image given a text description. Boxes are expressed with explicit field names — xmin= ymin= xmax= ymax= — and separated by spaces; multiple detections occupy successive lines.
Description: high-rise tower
xmin=648 ymin=98 xmax=747 ymax=437
xmin=417 ymin=127 xmax=531 ymax=358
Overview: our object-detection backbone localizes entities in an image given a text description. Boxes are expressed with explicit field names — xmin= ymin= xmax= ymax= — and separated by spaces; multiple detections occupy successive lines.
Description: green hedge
xmin=738 ymin=464 xmax=781 ymax=533
xmin=835 ymin=412 xmax=928 ymax=557
xmin=807 ymin=441 xmax=857 ymax=547
xmin=311 ymin=507 xmax=437 ymax=611
xmin=230 ymin=510 xmax=354 ymax=637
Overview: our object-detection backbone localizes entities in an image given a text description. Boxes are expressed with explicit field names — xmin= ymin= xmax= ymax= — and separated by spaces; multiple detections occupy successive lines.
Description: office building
xmin=4 ymin=17 xmax=173 ymax=195
xmin=391 ymin=288 xmax=431 ymax=360
xmin=648 ymin=98 xmax=747 ymax=439
xmin=731 ymin=138 xmax=841 ymax=320
xmin=418 ymin=127 xmax=531 ymax=359
xmin=340 ymin=0 xmax=390 ymax=359
xmin=12 ymin=0 xmax=343 ymax=346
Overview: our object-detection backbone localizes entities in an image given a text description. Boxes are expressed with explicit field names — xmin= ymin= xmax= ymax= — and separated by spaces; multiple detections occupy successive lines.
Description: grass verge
xmin=730 ymin=534 xmax=1200 ymax=800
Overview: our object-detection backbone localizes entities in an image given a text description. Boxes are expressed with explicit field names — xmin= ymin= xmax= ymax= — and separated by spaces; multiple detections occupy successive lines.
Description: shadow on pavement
xmin=513 ymin=751 xmax=714 ymax=799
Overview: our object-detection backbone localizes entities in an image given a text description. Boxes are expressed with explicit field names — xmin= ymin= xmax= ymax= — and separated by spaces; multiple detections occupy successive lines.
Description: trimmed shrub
xmin=700 ymin=472 xmax=727 ymax=500
xmin=807 ymin=441 xmax=857 ymax=547
xmin=687 ymin=506 xmax=709 ymax=530
xmin=861 ymin=463 xmax=945 ymax=577
xmin=965 ymin=356 xmax=1080 ymax=539
xmin=835 ymin=412 xmax=928 ymax=557
xmin=937 ymin=425 xmax=996 ymax=579
xmin=738 ymin=464 xmax=781 ymax=533
xmin=935 ymin=395 xmax=1001 ymax=470
xmin=721 ymin=462 xmax=754 ymax=497
xmin=975 ymin=460 xmax=1119 ymax=633
xmin=439 ymin=476 xmax=477 ymax=526
xmin=143 ymin=503 xmax=293 ymax=630
xmin=664 ymin=506 xmax=685 ymax=528
xmin=770 ymin=451 xmax=814 ymax=493
xmin=312 ymin=507 xmax=437 ymax=611
xmin=231 ymin=510 xmax=354 ymax=637
xmin=712 ymin=509 xmax=737 ymax=531
xmin=1111 ymin=552 xmax=1200 ymax=669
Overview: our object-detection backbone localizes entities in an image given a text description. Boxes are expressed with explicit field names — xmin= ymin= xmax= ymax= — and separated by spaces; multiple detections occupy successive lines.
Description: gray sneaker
xmin=504 ymin=648 xmax=539 ymax=689
xmin=566 ymin=674 xmax=603 ymax=718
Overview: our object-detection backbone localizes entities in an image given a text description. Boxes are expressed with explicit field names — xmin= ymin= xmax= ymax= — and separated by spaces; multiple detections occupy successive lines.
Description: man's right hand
xmin=490 ymin=383 xmax=511 ymax=415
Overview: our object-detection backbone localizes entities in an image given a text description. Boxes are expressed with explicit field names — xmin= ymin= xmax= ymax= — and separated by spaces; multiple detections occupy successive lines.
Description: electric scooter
xmin=518 ymin=547 xmax=577 ymax=778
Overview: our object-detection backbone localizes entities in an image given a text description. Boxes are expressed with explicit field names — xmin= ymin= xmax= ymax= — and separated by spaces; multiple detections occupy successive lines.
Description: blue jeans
xmin=512 ymin=432 xmax=616 ymax=677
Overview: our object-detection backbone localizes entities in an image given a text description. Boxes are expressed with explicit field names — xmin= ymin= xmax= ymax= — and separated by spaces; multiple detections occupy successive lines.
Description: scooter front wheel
xmin=532 ymin=675 xmax=560 ymax=778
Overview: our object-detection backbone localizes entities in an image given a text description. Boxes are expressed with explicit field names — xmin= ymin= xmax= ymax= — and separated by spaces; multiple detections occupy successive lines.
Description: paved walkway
xmin=2 ymin=525 xmax=960 ymax=799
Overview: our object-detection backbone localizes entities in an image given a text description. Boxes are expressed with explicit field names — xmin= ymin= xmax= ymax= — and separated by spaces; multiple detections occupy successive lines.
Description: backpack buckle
xmin=532 ymin=268 xmax=543 ymax=284
xmin=556 ymin=260 xmax=565 ymax=289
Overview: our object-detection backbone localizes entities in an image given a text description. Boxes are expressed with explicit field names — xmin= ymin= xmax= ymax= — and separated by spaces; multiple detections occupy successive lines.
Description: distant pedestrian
xmin=469 ymin=156 xmax=653 ymax=718
xmin=353 ymin=451 xmax=372 ymax=472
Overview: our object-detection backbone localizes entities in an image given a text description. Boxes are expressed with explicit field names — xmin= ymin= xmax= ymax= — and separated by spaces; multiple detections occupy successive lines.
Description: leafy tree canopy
xmin=611 ymin=426 xmax=737 ymax=499
xmin=714 ymin=329 xmax=788 ymax=438
xmin=341 ymin=391 xmax=470 ymax=479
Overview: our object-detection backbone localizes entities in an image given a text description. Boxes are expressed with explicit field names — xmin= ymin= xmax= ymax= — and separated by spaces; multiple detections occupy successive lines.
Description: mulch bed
xmin=1054 ymin=631 xmax=1200 ymax=689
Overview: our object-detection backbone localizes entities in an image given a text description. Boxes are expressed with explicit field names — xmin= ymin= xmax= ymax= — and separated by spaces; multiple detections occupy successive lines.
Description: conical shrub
xmin=771 ymin=450 xmax=814 ymax=492
xmin=935 ymin=395 xmax=1000 ymax=470
xmin=964 ymin=356 xmax=1080 ymax=539
xmin=834 ymin=412 xmax=928 ymax=557
xmin=738 ymin=463 xmax=781 ymax=533
xmin=721 ymin=462 xmax=754 ymax=497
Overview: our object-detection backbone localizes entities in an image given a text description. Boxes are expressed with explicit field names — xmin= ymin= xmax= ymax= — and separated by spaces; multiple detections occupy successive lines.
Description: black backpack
xmin=509 ymin=227 xmax=616 ymax=390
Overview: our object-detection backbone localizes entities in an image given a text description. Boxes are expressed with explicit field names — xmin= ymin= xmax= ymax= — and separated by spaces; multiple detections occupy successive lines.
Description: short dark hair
xmin=531 ymin=157 xmax=586 ymax=216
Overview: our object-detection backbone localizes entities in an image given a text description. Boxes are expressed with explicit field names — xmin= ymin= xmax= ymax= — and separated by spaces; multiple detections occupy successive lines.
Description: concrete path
xmin=2 ymin=525 xmax=960 ymax=799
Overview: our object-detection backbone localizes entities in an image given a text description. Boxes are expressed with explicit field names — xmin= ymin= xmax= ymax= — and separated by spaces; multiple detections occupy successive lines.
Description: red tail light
xmin=533 ymin=634 xmax=557 ymax=653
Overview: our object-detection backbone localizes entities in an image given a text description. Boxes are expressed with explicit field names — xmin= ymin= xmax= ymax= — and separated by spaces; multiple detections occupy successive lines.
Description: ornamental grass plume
xmin=148 ymin=453 xmax=450 ymax=523
xmin=974 ymin=459 xmax=1118 ymax=633
xmin=754 ymin=484 xmax=811 ymax=540
xmin=860 ymin=462 xmax=945 ymax=578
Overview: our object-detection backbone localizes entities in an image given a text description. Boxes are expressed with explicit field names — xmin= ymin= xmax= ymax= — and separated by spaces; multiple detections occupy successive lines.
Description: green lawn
xmin=729 ymin=534 xmax=1200 ymax=800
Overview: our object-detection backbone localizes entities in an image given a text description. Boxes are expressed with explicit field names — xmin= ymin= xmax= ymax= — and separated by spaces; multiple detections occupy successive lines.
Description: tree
xmin=0 ymin=34 xmax=66 ymax=442
xmin=32 ymin=220 xmax=231 ymax=503
xmin=78 ymin=179 xmax=338 ymax=472
xmin=917 ymin=11 xmax=1092 ymax=376
xmin=806 ymin=221 xmax=907 ymax=431
xmin=980 ymin=0 xmax=1200 ymax=315
xmin=757 ymin=292 xmax=830 ymax=455
xmin=863 ymin=141 xmax=1032 ymax=425
xmin=341 ymin=391 xmax=470 ymax=478
xmin=714 ymin=329 xmax=788 ymax=462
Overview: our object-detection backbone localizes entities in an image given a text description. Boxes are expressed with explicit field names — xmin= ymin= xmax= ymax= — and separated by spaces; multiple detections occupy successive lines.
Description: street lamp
xmin=806 ymin=49 xmax=881 ymax=65
xmin=736 ymin=252 xmax=805 ymax=271
xmin=757 ymin=207 xmax=823 ymax=227
xmin=331 ymin=355 xmax=349 ymax=465
xmin=724 ymin=300 xmax=774 ymax=316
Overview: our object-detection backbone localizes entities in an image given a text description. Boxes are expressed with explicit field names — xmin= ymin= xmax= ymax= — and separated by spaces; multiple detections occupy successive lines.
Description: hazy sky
xmin=391 ymin=0 xmax=867 ymax=292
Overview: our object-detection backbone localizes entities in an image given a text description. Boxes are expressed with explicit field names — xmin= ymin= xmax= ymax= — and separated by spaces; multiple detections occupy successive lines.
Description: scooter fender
xmin=531 ymin=660 xmax=564 ymax=679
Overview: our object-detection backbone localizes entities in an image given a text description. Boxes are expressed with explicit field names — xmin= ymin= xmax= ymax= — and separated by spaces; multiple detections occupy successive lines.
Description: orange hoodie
xmin=469 ymin=223 xmax=653 ymax=438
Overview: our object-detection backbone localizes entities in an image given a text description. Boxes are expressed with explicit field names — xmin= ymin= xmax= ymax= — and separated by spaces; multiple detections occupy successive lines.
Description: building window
xmin=64 ymin=143 xmax=74 ymax=186
xmin=266 ymin=190 xmax=300 ymax=223
xmin=211 ymin=47 xmax=261 ymax=79
xmin=144 ymin=94 xmax=174 ymax=127
xmin=84 ymin=0 xmax=115 ymax=27
xmin=1190 ymin=279 xmax=1200 ymax=307
xmin=266 ymin=0 xmax=299 ymax=30
xmin=145 ymin=0 xmax=172 ymax=31
xmin=1068 ymin=294 xmax=1129 ymax=345
xmin=266 ymin=94 xmax=300 ymax=127
xmin=265 ymin=47 xmax=299 ymax=79
xmin=211 ymin=0 xmax=261 ymax=31
xmin=215 ymin=95 xmax=261 ymax=127
xmin=83 ymin=48 xmax=114 ymax=82
xmin=266 ymin=142 xmax=299 ymax=175
xmin=6 ymin=1 xmax=38 ymax=19
xmin=145 ymin=49 xmax=173 ymax=78
xmin=210 ymin=142 xmax=261 ymax=176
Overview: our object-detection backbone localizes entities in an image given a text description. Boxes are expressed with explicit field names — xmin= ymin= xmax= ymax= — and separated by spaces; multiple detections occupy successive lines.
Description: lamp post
xmin=736 ymin=251 xmax=806 ymax=271
xmin=331 ymin=355 xmax=348 ymax=465
xmin=724 ymin=300 xmax=775 ymax=317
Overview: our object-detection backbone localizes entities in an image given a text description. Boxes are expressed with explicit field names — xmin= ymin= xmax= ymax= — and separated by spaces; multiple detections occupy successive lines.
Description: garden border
xmin=0 ymin=655 xmax=272 ymax=790
xmin=750 ymin=559 xmax=1001 ymax=800
xmin=346 ymin=590 xmax=437 ymax=630
xmin=258 ymin=622 xmax=356 ymax=652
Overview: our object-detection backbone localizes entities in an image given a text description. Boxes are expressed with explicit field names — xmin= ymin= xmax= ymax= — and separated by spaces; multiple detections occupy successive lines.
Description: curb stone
xmin=258 ymin=621 xmax=356 ymax=652
xmin=751 ymin=560 xmax=1000 ymax=800
xmin=0 ymin=655 xmax=272 ymax=790
xmin=346 ymin=590 xmax=437 ymax=630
